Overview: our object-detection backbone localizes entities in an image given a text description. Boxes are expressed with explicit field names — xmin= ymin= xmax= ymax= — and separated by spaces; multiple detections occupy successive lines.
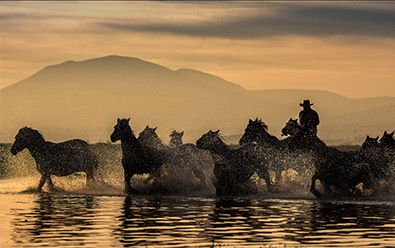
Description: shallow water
xmin=1 ymin=190 xmax=395 ymax=247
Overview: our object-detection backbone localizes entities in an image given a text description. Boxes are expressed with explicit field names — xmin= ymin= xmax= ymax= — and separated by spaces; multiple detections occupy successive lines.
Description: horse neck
xmin=120 ymin=130 xmax=140 ymax=149
xmin=384 ymin=139 xmax=395 ymax=148
xmin=210 ymin=140 xmax=233 ymax=158
xmin=25 ymin=138 xmax=48 ymax=160
xmin=154 ymin=139 xmax=166 ymax=149
xmin=170 ymin=139 xmax=182 ymax=147
xmin=139 ymin=135 xmax=165 ymax=149
xmin=257 ymin=130 xmax=281 ymax=147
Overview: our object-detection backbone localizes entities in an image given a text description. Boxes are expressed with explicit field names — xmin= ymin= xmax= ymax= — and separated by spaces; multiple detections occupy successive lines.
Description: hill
xmin=1 ymin=55 xmax=394 ymax=145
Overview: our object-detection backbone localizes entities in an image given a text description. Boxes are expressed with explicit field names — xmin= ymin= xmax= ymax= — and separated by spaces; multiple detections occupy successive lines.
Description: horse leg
xmin=124 ymin=171 xmax=137 ymax=194
xmin=38 ymin=174 xmax=48 ymax=191
xmin=322 ymin=182 xmax=332 ymax=195
xmin=275 ymin=170 xmax=282 ymax=186
xmin=86 ymin=167 xmax=95 ymax=188
xmin=256 ymin=166 xmax=273 ymax=192
xmin=47 ymin=176 xmax=55 ymax=191
xmin=193 ymin=168 xmax=207 ymax=186
xmin=310 ymin=173 xmax=322 ymax=198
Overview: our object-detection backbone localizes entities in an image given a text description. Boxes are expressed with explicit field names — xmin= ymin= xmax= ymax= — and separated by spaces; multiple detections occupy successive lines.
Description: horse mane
xmin=118 ymin=118 xmax=135 ymax=134
xmin=170 ymin=129 xmax=182 ymax=137
xmin=19 ymin=127 xmax=45 ymax=140
xmin=212 ymin=130 xmax=225 ymax=142
xmin=251 ymin=118 xmax=268 ymax=131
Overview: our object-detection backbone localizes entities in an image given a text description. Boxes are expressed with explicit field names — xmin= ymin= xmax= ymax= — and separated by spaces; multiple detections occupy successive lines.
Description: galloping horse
xmin=239 ymin=118 xmax=311 ymax=185
xmin=11 ymin=127 xmax=98 ymax=191
xmin=197 ymin=130 xmax=272 ymax=195
xmin=361 ymin=135 xmax=393 ymax=189
xmin=282 ymin=119 xmax=375 ymax=197
xmin=110 ymin=118 xmax=165 ymax=193
xmin=137 ymin=126 xmax=215 ymax=192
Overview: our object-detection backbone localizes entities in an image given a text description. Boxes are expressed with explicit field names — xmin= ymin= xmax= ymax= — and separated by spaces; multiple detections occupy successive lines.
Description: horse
xmin=239 ymin=118 xmax=313 ymax=186
xmin=380 ymin=131 xmax=395 ymax=148
xmin=196 ymin=130 xmax=272 ymax=195
xmin=137 ymin=126 xmax=167 ymax=149
xmin=10 ymin=127 xmax=98 ymax=191
xmin=137 ymin=126 xmax=215 ymax=193
xmin=361 ymin=135 xmax=394 ymax=191
xmin=110 ymin=118 xmax=165 ymax=193
xmin=283 ymin=121 xmax=375 ymax=198
xmin=169 ymin=130 xmax=184 ymax=148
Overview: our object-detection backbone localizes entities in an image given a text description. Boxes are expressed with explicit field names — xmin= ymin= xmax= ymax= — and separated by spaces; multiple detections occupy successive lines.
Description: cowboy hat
xmin=300 ymin=99 xmax=314 ymax=107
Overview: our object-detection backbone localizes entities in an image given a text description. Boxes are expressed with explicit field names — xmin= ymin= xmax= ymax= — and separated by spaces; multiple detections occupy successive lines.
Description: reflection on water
xmin=1 ymin=194 xmax=394 ymax=247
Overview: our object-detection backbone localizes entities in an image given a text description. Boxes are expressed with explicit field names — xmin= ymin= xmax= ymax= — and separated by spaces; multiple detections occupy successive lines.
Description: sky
xmin=0 ymin=1 xmax=394 ymax=98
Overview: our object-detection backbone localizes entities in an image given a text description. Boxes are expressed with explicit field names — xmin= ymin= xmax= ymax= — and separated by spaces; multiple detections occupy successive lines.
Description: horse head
xmin=361 ymin=135 xmax=380 ymax=150
xmin=169 ymin=130 xmax=184 ymax=147
xmin=379 ymin=131 xmax=395 ymax=148
xmin=196 ymin=130 xmax=224 ymax=151
xmin=281 ymin=118 xmax=301 ymax=137
xmin=239 ymin=118 xmax=268 ymax=146
xmin=138 ymin=125 xmax=164 ymax=148
xmin=11 ymin=127 xmax=44 ymax=155
xmin=110 ymin=118 xmax=133 ymax=142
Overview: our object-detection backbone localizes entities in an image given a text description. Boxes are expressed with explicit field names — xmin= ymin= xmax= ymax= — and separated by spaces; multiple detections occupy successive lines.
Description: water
xmin=1 ymin=143 xmax=395 ymax=247
xmin=1 ymin=190 xmax=395 ymax=247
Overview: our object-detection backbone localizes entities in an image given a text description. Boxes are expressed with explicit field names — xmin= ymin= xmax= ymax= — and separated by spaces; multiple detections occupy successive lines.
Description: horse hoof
xmin=310 ymin=189 xmax=321 ymax=198
xmin=125 ymin=188 xmax=138 ymax=195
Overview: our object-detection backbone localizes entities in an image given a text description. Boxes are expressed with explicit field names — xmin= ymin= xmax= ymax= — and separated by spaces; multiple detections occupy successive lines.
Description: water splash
xmin=1 ymin=143 xmax=394 ymax=198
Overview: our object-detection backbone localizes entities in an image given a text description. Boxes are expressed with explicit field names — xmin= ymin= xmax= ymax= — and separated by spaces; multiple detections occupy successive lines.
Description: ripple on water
xmin=0 ymin=194 xmax=394 ymax=247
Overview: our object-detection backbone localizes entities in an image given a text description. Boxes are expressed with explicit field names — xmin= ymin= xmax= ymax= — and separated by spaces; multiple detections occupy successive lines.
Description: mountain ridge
xmin=1 ymin=55 xmax=394 ymax=144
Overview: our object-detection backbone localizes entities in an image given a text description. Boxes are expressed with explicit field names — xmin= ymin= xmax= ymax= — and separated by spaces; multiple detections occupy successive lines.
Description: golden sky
xmin=1 ymin=1 xmax=394 ymax=98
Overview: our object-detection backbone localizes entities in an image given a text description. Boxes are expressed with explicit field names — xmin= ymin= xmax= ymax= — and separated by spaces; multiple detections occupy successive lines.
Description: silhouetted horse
xmin=197 ymin=130 xmax=272 ymax=195
xmin=138 ymin=126 xmax=167 ymax=149
xmin=10 ymin=127 xmax=98 ymax=191
xmin=110 ymin=118 xmax=165 ymax=193
xmin=361 ymin=135 xmax=393 ymax=190
xmin=137 ymin=126 xmax=215 ymax=193
xmin=283 ymin=121 xmax=375 ymax=198
xmin=239 ymin=118 xmax=312 ymax=185
xmin=380 ymin=131 xmax=395 ymax=148
xmin=169 ymin=130 xmax=184 ymax=148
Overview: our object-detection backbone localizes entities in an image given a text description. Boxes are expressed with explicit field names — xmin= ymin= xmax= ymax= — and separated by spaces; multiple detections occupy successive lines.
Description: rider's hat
xmin=300 ymin=99 xmax=313 ymax=107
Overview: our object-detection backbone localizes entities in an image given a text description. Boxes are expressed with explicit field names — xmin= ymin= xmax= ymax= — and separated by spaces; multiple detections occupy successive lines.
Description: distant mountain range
xmin=1 ymin=55 xmax=394 ymax=145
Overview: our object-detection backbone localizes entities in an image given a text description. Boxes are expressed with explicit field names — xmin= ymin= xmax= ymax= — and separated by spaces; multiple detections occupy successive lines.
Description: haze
xmin=1 ymin=1 xmax=395 ymax=98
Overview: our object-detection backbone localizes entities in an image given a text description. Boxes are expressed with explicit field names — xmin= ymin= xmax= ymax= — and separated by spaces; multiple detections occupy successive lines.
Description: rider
xmin=298 ymin=99 xmax=319 ymax=136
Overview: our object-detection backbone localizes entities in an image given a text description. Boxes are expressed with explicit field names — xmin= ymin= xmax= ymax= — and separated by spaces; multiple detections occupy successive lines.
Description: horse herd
xmin=9 ymin=117 xmax=395 ymax=198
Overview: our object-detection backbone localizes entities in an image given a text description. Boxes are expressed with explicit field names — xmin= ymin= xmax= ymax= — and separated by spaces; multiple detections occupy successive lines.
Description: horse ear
xmin=154 ymin=127 xmax=157 ymax=131
xmin=391 ymin=131 xmax=394 ymax=136
xmin=215 ymin=130 xmax=220 ymax=134
xmin=384 ymin=131 xmax=388 ymax=135
xmin=127 ymin=118 xmax=130 ymax=124
xmin=375 ymin=136 xmax=379 ymax=141
xmin=289 ymin=118 xmax=292 ymax=121
xmin=249 ymin=119 xmax=253 ymax=124
xmin=117 ymin=118 xmax=120 ymax=124
xmin=181 ymin=131 xmax=184 ymax=136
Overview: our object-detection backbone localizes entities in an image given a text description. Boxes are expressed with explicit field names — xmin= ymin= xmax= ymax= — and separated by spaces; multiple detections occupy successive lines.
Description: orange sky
xmin=1 ymin=1 xmax=394 ymax=98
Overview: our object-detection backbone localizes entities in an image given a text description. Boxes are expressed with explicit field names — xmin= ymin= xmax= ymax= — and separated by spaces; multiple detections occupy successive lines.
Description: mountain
xmin=1 ymin=55 xmax=394 ymax=145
